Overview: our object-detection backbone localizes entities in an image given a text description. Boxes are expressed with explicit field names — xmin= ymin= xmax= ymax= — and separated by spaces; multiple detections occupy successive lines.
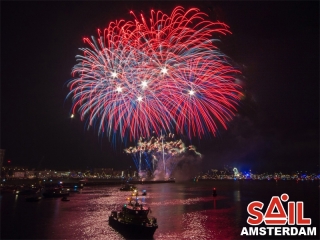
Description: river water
xmin=1 ymin=180 xmax=319 ymax=240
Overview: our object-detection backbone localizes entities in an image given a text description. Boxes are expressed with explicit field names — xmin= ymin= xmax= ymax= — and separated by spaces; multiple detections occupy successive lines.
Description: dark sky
xmin=1 ymin=1 xmax=319 ymax=173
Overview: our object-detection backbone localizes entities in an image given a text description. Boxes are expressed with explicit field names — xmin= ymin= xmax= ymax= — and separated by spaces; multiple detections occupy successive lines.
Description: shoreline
xmin=1 ymin=177 xmax=318 ymax=188
xmin=0 ymin=178 xmax=176 ymax=187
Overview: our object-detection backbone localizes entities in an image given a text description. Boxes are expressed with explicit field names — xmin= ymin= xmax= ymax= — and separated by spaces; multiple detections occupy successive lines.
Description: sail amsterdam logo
xmin=241 ymin=193 xmax=317 ymax=236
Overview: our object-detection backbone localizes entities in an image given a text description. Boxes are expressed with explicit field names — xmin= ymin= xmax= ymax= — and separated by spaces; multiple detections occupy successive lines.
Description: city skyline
xmin=1 ymin=1 xmax=319 ymax=173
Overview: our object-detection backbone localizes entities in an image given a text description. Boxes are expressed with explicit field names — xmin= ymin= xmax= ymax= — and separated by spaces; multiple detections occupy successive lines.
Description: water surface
xmin=1 ymin=180 xmax=319 ymax=239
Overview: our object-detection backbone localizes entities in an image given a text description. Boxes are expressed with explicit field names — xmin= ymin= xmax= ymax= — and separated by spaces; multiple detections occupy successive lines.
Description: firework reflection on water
xmin=1 ymin=181 xmax=318 ymax=239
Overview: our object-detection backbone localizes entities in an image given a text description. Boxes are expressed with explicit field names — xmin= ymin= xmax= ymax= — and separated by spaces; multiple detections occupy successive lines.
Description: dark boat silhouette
xmin=42 ymin=187 xmax=69 ymax=198
xmin=119 ymin=183 xmax=136 ymax=191
xmin=109 ymin=196 xmax=158 ymax=239
xmin=25 ymin=195 xmax=42 ymax=202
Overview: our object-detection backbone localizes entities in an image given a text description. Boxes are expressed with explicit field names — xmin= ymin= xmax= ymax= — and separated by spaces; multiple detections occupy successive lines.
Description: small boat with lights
xmin=25 ymin=195 xmax=42 ymax=202
xmin=119 ymin=183 xmax=136 ymax=191
xmin=108 ymin=196 xmax=158 ymax=239
xmin=42 ymin=187 xmax=69 ymax=198
xmin=61 ymin=196 xmax=70 ymax=201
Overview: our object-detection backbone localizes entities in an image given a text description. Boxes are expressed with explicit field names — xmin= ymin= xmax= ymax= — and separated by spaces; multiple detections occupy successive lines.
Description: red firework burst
xmin=67 ymin=6 xmax=243 ymax=141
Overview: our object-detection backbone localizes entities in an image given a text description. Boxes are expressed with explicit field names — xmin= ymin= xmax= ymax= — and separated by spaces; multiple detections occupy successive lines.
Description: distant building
xmin=13 ymin=171 xmax=25 ymax=178
xmin=25 ymin=170 xmax=36 ymax=179
xmin=93 ymin=168 xmax=113 ymax=177
xmin=112 ymin=170 xmax=123 ymax=177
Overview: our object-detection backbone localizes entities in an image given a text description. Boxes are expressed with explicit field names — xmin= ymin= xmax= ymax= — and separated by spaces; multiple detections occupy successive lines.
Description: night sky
xmin=1 ymin=1 xmax=319 ymax=173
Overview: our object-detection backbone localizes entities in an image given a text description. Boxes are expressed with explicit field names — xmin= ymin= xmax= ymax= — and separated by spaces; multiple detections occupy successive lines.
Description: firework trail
xmin=124 ymin=133 xmax=201 ymax=178
xmin=67 ymin=6 xmax=243 ymax=142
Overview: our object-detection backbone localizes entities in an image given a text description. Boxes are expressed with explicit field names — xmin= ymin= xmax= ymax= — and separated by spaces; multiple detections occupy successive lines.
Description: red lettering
xmin=288 ymin=201 xmax=295 ymax=225
xmin=247 ymin=194 xmax=312 ymax=227
xmin=281 ymin=193 xmax=289 ymax=202
xmin=264 ymin=197 xmax=287 ymax=225
xmin=296 ymin=202 xmax=311 ymax=225
xmin=247 ymin=201 xmax=264 ymax=225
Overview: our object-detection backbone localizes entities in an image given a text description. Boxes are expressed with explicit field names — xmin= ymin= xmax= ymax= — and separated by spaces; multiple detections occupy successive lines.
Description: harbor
xmin=1 ymin=180 xmax=319 ymax=239
xmin=0 ymin=177 xmax=176 ymax=189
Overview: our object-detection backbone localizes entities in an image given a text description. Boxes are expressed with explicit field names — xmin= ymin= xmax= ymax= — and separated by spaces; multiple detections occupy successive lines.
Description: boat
xmin=142 ymin=190 xmax=147 ymax=196
xmin=61 ymin=196 xmax=70 ymax=201
xmin=119 ymin=183 xmax=136 ymax=191
xmin=16 ymin=187 xmax=40 ymax=195
xmin=25 ymin=195 xmax=42 ymax=202
xmin=66 ymin=188 xmax=80 ymax=193
xmin=109 ymin=196 xmax=158 ymax=239
xmin=42 ymin=187 xmax=69 ymax=198
xmin=25 ymin=191 xmax=42 ymax=202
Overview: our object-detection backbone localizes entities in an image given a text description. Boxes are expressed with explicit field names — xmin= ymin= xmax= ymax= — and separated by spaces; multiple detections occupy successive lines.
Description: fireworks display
xmin=67 ymin=6 xmax=243 ymax=142
xmin=124 ymin=133 xmax=201 ymax=177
